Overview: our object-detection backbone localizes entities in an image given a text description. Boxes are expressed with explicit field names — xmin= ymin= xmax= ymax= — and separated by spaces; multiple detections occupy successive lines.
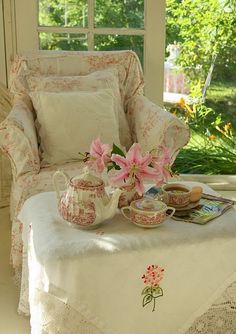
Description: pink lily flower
xmin=110 ymin=143 xmax=159 ymax=195
xmin=158 ymin=145 xmax=172 ymax=165
xmin=151 ymin=145 xmax=172 ymax=185
xmin=86 ymin=137 xmax=111 ymax=173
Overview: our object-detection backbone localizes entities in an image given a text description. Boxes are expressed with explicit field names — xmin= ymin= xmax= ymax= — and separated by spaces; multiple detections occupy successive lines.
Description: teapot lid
xmin=71 ymin=168 xmax=103 ymax=188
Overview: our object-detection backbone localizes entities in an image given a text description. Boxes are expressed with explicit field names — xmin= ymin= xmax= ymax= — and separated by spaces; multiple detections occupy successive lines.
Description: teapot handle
xmin=53 ymin=170 xmax=70 ymax=200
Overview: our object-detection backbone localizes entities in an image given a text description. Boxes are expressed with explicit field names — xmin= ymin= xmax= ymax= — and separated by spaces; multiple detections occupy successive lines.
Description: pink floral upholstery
xmin=0 ymin=96 xmax=40 ymax=179
xmin=127 ymin=95 xmax=189 ymax=159
xmin=9 ymin=50 xmax=144 ymax=109
xmin=0 ymin=50 xmax=190 ymax=272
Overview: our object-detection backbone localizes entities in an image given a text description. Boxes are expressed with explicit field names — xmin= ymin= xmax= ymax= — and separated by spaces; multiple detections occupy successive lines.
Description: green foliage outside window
xmin=94 ymin=0 xmax=144 ymax=28
xmin=166 ymin=0 xmax=236 ymax=90
xmin=39 ymin=0 xmax=88 ymax=27
xmin=38 ymin=0 xmax=144 ymax=63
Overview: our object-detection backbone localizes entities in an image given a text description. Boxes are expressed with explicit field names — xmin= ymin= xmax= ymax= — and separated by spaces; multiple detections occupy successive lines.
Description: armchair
xmin=0 ymin=50 xmax=190 ymax=311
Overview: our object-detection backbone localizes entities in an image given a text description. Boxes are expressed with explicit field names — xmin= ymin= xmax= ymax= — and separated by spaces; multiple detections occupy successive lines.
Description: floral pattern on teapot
xmin=53 ymin=168 xmax=123 ymax=229
xmin=59 ymin=197 xmax=96 ymax=227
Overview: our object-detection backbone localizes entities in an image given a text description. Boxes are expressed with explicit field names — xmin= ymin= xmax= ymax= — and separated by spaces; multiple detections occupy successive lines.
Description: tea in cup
xmin=121 ymin=198 xmax=175 ymax=228
xmin=161 ymin=183 xmax=202 ymax=207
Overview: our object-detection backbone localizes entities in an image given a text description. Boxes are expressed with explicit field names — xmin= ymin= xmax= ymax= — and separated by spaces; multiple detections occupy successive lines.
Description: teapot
xmin=53 ymin=168 xmax=123 ymax=229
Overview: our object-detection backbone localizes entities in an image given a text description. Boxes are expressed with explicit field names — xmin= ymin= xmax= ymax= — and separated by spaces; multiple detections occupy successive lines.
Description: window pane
xmin=94 ymin=35 xmax=144 ymax=65
xmin=39 ymin=32 xmax=88 ymax=50
xmin=94 ymin=0 xmax=144 ymax=29
xmin=39 ymin=0 xmax=88 ymax=27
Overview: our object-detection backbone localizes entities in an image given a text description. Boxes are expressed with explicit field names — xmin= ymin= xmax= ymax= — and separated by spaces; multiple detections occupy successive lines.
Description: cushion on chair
xmin=30 ymin=89 xmax=120 ymax=165
xmin=26 ymin=68 xmax=132 ymax=150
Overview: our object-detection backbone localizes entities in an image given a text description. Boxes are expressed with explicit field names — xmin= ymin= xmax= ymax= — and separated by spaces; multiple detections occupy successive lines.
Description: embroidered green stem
xmin=152 ymin=297 xmax=156 ymax=312
xmin=142 ymin=286 xmax=163 ymax=312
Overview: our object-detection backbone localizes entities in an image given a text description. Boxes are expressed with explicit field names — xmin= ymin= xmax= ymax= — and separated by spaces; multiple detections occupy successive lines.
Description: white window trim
xmin=1 ymin=0 xmax=17 ymax=84
xmin=181 ymin=174 xmax=236 ymax=191
xmin=0 ymin=0 xmax=7 ymax=85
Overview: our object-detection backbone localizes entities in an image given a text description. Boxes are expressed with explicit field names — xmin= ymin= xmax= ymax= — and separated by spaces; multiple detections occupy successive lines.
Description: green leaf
xmin=143 ymin=294 xmax=153 ymax=308
xmin=107 ymin=161 xmax=121 ymax=171
xmin=111 ymin=143 xmax=126 ymax=157
xmin=141 ymin=286 xmax=152 ymax=296
xmin=107 ymin=163 xmax=115 ymax=172
xmin=152 ymin=286 xmax=163 ymax=298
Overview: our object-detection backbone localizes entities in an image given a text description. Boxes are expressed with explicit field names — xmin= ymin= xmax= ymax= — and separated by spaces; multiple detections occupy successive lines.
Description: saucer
xmin=174 ymin=200 xmax=200 ymax=211
xmin=171 ymin=201 xmax=200 ymax=217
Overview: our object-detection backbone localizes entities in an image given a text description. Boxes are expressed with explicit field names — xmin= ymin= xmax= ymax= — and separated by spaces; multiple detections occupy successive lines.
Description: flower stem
xmin=152 ymin=297 xmax=156 ymax=312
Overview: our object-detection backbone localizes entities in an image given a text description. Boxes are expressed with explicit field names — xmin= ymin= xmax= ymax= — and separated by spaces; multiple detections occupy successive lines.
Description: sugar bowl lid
xmin=131 ymin=198 xmax=166 ymax=212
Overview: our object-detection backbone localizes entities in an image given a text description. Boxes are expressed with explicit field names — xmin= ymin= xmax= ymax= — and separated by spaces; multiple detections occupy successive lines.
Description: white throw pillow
xmin=27 ymin=68 xmax=132 ymax=149
xmin=30 ymin=89 xmax=120 ymax=165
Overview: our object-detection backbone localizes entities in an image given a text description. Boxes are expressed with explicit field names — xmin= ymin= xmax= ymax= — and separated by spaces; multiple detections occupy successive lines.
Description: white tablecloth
xmin=19 ymin=182 xmax=236 ymax=334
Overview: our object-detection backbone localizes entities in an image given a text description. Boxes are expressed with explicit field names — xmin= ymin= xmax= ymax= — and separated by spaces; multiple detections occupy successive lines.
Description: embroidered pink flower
xmin=142 ymin=264 xmax=165 ymax=287
xmin=110 ymin=143 xmax=159 ymax=196
xmin=86 ymin=138 xmax=111 ymax=173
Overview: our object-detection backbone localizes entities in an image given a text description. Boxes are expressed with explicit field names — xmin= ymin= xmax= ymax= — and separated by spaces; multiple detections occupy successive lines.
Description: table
xmin=18 ymin=182 xmax=236 ymax=334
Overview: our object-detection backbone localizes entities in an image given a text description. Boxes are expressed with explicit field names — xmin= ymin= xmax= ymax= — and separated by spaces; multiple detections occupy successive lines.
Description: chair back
xmin=9 ymin=50 xmax=144 ymax=110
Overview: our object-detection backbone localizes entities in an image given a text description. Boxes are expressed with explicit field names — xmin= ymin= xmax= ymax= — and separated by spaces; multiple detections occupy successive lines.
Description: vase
xmin=118 ymin=183 xmax=142 ymax=209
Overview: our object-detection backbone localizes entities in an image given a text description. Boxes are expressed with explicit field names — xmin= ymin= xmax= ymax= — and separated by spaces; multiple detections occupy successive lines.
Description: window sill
xmin=180 ymin=174 xmax=236 ymax=191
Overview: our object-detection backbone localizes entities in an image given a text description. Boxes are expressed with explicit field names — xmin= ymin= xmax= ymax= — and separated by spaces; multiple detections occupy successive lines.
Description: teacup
xmin=161 ymin=183 xmax=202 ymax=207
xmin=121 ymin=198 xmax=175 ymax=228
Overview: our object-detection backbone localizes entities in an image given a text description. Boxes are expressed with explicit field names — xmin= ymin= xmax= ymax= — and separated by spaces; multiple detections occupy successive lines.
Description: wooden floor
xmin=0 ymin=190 xmax=235 ymax=333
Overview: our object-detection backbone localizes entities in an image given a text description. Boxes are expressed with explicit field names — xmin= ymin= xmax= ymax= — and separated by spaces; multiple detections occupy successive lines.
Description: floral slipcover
xmin=0 ymin=50 xmax=190 ymax=273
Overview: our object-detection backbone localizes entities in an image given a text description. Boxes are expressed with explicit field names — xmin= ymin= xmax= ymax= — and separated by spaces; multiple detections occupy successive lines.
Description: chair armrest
xmin=127 ymin=95 xmax=190 ymax=158
xmin=0 ymin=96 xmax=40 ymax=179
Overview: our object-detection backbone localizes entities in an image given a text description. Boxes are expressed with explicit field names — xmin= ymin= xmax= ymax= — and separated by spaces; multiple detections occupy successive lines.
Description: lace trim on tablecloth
xmin=185 ymin=281 xmax=236 ymax=334
xmin=32 ymin=290 xmax=103 ymax=334
xmin=26 ymin=281 xmax=236 ymax=334
xmin=17 ymin=247 xmax=30 ymax=316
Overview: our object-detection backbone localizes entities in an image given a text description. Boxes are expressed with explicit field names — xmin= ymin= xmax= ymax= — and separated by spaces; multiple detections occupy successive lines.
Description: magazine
xmin=145 ymin=186 xmax=235 ymax=225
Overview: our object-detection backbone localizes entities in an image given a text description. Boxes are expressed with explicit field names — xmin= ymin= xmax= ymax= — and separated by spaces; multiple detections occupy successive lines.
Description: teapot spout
xmin=104 ymin=188 xmax=123 ymax=221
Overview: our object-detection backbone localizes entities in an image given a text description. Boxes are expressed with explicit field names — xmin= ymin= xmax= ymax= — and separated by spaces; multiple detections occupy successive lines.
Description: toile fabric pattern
xmin=0 ymin=97 xmax=40 ymax=179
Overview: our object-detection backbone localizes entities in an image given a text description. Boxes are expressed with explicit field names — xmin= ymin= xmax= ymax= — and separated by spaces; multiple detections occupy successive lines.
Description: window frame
xmin=0 ymin=0 xmax=7 ymax=85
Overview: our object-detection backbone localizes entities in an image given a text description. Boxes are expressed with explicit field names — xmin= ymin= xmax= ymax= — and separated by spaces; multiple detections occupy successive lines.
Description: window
xmin=38 ymin=0 xmax=145 ymax=64
xmin=12 ymin=0 xmax=165 ymax=105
